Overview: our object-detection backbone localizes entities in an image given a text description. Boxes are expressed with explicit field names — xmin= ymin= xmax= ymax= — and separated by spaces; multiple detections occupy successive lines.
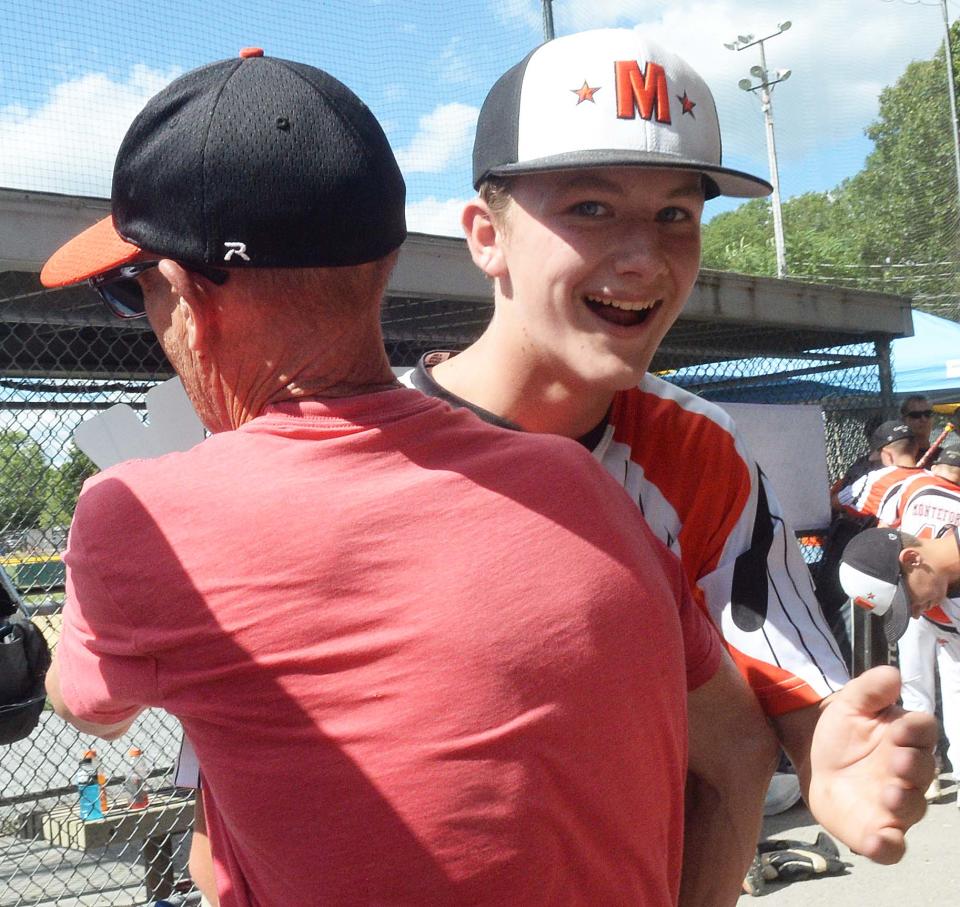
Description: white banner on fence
xmin=719 ymin=402 xmax=831 ymax=533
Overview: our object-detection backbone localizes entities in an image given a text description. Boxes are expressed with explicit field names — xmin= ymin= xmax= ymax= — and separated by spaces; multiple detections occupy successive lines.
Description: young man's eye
xmin=571 ymin=200 xmax=608 ymax=217
xmin=657 ymin=206 xmax=690 ymax=223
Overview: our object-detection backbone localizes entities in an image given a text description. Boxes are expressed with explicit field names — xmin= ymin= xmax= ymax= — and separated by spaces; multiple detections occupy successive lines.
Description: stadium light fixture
xmin=725 ymin=22 xmax=793 ymax=278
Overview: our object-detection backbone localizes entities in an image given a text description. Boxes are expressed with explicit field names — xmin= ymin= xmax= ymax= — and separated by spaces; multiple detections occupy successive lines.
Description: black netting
xmin=0 ymin=0 xmax=946 ymax=900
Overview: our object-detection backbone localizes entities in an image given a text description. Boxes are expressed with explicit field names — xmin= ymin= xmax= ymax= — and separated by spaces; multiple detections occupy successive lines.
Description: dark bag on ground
xmin=0 ymin=615 xmax=51 ymax=745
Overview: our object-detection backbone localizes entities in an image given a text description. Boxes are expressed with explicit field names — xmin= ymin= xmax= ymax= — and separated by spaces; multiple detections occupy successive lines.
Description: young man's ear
xmin=156 ymin=260 xmax=214 ymax=352
xmin=462 ymin=198 xmax=507 ymax=279
xmin=899 ymin=546 xmax=922 ymax=571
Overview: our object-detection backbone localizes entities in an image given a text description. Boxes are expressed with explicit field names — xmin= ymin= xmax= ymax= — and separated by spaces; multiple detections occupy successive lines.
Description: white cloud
xmin=492 ymin=0 xmax=947 ymax=184
xmin=395 ymin=102 xmax=479 ymax=175
xmin=406 ymin=196 xmax=472 ymax=237
xmin=638 ymin=1 xmax=943 ymax=156
xmin=493 ymin=0 xmax=542 ymax=31
xmin=0 ymin=64 xmax=179 ymax=197
xmin=440 ymin=37 xmax=474 ymax=85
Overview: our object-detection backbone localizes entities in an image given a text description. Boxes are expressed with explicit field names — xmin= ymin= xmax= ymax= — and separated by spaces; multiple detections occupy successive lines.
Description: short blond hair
xmin=478 ymin=177 xmax=515 ymax=228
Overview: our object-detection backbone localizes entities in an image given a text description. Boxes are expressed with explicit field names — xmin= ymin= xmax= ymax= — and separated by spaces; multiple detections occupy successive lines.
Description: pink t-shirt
xmin=58 ymin=388 xmax=719 ymax=907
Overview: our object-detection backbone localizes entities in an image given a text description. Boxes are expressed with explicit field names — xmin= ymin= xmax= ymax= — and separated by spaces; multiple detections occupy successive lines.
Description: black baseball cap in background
xmin=42 ymin=48 xmax=406 ymax=287
xmin=870 ymin=420 xmax=914 ymax=452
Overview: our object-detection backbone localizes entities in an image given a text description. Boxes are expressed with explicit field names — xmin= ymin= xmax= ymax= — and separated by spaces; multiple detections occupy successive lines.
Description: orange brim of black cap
xmin=40 ymin=215 xmax=144 ymax=288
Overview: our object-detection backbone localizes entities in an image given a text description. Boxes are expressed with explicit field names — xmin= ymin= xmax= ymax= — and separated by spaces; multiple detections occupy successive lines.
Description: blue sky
xmin=0 ymin=0 xmax=955 ymax=230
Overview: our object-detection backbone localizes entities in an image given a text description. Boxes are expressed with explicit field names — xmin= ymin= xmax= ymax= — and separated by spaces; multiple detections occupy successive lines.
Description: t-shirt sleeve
xmin=56 ymin=478 xmax=158 ymax=725
xmin=674 ymin=564 xmax=722 ymax=692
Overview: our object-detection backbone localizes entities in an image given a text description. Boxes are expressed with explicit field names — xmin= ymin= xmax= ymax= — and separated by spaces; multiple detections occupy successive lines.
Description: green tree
xmin=43 ymin=444 xmax=98 ymax=528
xmin=702 ymin=22 xmax=960 ymax=315
xmin=841 ymin=21 xmax=960 ymax=309
xmin=701 ymin=192 xmax=862 ymax=282
xmin=701 ymin=198 xmax=776 ymax=275
xmin=0 ymin=430 xmax=51 ymax=532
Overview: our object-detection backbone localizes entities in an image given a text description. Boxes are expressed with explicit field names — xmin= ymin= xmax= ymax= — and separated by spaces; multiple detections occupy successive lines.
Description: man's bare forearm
xmin=680 ymin=653 xmax=779 ymax=907
xmin=770 ymin=697 xmax=823 ymax=800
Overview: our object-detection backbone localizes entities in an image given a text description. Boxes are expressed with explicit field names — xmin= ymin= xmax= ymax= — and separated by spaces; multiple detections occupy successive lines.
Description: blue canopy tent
xmin=889 ymin=310 xmax=960 ymax=402
xmin=666 ymin=309 xmax=960 ymax=405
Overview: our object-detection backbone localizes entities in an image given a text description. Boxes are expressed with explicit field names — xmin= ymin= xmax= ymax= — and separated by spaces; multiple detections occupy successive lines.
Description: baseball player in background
xmin=833 ymin=420 xmax=922 ymax=520
xmin=871 ymin=447 xmax=960 ymax=800
xmin=401 ymin=28 xmax=936 ymax=899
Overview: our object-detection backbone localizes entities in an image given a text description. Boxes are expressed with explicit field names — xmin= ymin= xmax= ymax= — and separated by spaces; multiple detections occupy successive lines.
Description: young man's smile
xmin=582 ymin=294 xmax=662 ymax=328
xmin=486 ymin=166 xmax=704 ymax=397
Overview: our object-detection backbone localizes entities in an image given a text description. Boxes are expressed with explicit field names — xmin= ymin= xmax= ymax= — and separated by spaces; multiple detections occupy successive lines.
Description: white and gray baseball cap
xmin=838 ymin=528 xmax=912 ymax=644
xmin=472 ymin=28 xmax=773 ymax=198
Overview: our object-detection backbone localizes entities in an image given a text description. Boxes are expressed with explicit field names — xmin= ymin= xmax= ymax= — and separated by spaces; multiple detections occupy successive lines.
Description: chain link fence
xmin=0 ymin=280 xmax=904 ymax=904
xmin=0 ymin=0 xmax=946 ymax=900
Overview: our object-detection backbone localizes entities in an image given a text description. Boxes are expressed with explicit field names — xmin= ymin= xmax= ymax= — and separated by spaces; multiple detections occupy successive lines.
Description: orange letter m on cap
xmin=615 ymin=60 xmax=671 ymax=124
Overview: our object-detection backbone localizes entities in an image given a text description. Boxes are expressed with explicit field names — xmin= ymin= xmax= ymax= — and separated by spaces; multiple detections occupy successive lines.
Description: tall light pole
xmin=940 ymin=0 xmax=960 ymax=218
xmin=726 ymin=22 xmax=793 ymax=279
xmin=542 ymin=1 xmax=555 ymax=41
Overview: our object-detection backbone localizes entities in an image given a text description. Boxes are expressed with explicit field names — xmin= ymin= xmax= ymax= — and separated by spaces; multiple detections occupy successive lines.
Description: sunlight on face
xmin=493 ymin=167 xmax=704 ymax=396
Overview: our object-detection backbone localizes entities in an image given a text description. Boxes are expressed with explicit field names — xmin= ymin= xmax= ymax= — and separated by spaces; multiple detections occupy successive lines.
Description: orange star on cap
xmin=678 ymin=91 xmax=696 ymax=117
xmin=571 ymin=80 xmax=600 ymax=104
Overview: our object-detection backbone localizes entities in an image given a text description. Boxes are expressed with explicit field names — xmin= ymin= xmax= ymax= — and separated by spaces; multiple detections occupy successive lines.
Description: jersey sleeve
xmin=608 ymin=381 xmax=849 ymax=717
xmin=696 ymin=452 xmax=849 ymax=716
xmin=835 ymin=474 xmax=869 ymax=514
xmin=56 ymin=477 xmax=158 ymax=725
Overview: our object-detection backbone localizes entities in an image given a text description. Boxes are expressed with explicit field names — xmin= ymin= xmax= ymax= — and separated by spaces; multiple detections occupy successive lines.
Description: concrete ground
xmin=752 ymin=776 xmax=959 ymax=904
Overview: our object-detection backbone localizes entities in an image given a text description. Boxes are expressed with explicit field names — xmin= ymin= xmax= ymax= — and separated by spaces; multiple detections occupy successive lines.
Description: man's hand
xmin=806 ymin=665 xmax=937 ymax=864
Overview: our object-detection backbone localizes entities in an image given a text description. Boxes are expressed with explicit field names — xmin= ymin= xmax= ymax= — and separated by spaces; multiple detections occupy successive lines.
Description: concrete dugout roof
xmin=0 ymin=187 xmax=914 ymax=378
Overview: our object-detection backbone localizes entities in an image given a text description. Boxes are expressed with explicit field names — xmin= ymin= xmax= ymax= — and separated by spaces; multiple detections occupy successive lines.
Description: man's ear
xmin=156 ymin=260 xmax=213 ymax=352
xmin=462 ymin=198 xmax=507 ymax=279
xmin=899 ymin=546 xmax=922 ymax=571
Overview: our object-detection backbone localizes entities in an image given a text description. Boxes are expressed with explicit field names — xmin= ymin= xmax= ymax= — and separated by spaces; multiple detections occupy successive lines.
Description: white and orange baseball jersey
xmin=836 ymin=464 xmax=926 ymax=523
xmin=883 ymin=471 xmax=960 ymax=635
xmin=405 ymin=356 xmax=849 ymax=717
xmin=879 ymin=470 xmax=960 ymax=772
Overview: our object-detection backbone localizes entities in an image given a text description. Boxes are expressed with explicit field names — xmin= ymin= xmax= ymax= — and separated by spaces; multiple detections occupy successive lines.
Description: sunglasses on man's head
xmin=90 ymin=261 xmax=229 ymax=319
xmin=905 ymin=409 xmax=934 ymax=419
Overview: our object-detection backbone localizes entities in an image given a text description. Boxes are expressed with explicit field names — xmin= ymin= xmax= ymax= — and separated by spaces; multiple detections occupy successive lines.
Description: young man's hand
xmin=806 ymin=666 xmax=937 ymax=863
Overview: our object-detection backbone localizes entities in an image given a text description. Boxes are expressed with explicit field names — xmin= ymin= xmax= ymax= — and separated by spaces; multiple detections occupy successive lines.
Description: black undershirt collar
xmin=410 ymin=351 xmax=609 ymax=451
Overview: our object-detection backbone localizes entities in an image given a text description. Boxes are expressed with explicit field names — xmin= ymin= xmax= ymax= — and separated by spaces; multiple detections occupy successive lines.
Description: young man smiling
xmin=404 ymin=27 xmax=936 ymax=891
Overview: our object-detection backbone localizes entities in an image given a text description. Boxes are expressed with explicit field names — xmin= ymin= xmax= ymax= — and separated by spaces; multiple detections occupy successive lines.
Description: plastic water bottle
xmin=74 ymin=756 xmax=104 ymax=821
xmin=124 ymin=746 xmax=150 ymax=809
xmin=84 ymin=747 xmax=109 ymax=814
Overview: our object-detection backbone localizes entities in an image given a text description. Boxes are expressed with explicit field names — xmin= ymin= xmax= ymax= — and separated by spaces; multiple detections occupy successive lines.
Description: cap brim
xmin=480 ymin=149 xmax=772 ymax=198
xmin=40 ymin=215 xmax=143 ymax=288
xmin=881 ymin=581 xmax=912 ymax=645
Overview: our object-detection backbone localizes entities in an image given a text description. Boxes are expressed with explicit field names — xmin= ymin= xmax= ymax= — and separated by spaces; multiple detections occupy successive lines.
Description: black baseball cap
xmin=870 ymin=420 xmax=914 ymax=452
xmin=838 ymin=528 xmax=912 ymax=644
xmin=936 ymin=448 xmax=960 ymax=469
xmin=41 ymin=48 xmax=406 ymax=287
xmin=472 ymin=28 xmax=772 ymax=198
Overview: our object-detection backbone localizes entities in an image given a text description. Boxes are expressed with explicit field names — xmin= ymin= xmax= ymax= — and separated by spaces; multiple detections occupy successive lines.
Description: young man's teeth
xmin=586 ymin=295 xmax=655 ymax=311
